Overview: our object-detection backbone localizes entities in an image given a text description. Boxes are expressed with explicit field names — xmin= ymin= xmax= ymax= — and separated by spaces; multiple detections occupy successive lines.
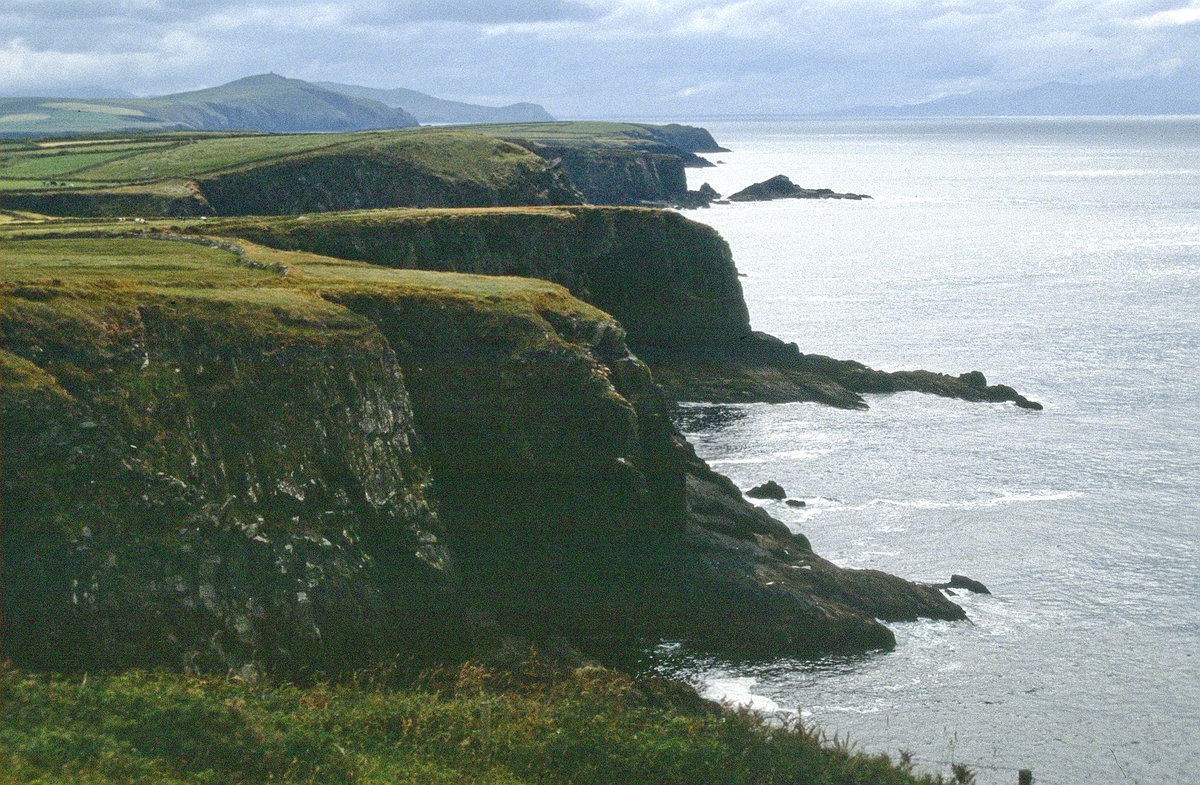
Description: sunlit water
xmin=654 ymin=118 xmax=1200 ymax=785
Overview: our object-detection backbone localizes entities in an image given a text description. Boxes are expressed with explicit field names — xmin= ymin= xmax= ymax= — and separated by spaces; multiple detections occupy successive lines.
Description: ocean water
xmin=661 ymin=117 xmax=1200 ymax=785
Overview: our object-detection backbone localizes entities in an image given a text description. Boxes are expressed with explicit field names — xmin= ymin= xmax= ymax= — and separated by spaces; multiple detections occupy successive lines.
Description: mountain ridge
xmin=0 ymin=73 xmax=419 ymax=136
xmin=318 ymin=81 xmax=554 ymax=124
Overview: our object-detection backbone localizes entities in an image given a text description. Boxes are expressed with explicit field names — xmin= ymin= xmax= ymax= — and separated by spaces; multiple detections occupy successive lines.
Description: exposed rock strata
xmin=1 ymin=296 xmax=453 ymax=674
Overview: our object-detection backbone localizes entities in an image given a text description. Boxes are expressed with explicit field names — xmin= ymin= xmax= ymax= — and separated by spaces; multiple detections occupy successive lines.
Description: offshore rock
xmin=938 ymin=575 xmax=992 ymax=595
xmin=728 ymin=174 xmax=871 ymax=202
xmin=746 ymin=481 xmax=788 ymax=500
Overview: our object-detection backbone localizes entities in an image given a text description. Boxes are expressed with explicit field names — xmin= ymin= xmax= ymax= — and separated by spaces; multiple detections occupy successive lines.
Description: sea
xmin=655 ymin=117 xmax=1200 ymax=785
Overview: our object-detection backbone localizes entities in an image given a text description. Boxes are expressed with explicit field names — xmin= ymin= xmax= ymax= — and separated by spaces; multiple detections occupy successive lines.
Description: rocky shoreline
xmin=1 ymin=123 xmax=1027 ymax=680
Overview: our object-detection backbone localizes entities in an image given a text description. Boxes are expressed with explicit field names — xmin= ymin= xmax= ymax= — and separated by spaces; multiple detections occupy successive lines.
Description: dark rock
xmin=728 ymin=174 xmax=871 ymax=202
xmin=746 ymin=480 xmax=787 ymax=500
xmin=635 ymin=676 xmax=723 ymax=717
xmin=673 ymin=182 xmax=722 ymax=209
xmin=938 ymin=575 xmax=991 ymax=595
xmin=959 ymin=370 xmax=987 ymax=388
xmin=786 ymin=499 xmax=806 ymax=508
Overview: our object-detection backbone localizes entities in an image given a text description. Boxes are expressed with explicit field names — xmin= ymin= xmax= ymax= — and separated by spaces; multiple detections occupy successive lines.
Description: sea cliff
xmin=1 ymin=230 xmax=963 ymax=675
xmin=204 ymin=207 xmax=1042 ymax=409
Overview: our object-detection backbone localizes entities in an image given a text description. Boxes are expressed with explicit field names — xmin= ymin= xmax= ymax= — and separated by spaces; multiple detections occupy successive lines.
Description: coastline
xmin=1 ymin=120 xmax=1053 ymax=784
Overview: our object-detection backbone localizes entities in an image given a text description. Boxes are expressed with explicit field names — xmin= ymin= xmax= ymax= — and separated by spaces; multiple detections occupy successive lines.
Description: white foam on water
xmin=701 ymin=677 xmax=785 ymax=714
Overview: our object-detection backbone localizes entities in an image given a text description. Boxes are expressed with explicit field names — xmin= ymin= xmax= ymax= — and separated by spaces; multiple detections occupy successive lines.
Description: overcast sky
xmin=3 ymin=0 xmax=1198 ymax=116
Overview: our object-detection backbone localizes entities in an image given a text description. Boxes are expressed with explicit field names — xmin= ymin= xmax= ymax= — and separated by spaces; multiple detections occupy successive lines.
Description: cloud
xmin=1133 ymin=4 xmax=1200 ymax=27
xmin=1 ymin=0 xmax=1198 ymax=114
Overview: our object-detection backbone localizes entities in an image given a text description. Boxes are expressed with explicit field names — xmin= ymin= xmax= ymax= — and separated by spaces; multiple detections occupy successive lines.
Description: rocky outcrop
xmin=1 ymin=232 xmax=963 ymax=675
xmin=728 ymin=174 xmax=870 ymax=201
xmin=746 ymin=481 xmax=788 ymax=500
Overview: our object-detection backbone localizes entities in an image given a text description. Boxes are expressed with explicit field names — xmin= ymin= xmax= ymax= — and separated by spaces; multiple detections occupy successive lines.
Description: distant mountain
xmin=841 ymin=76 xmax=1200 ymax=117
xmin=0 ymin=74 xmax=418 ymax=137
xmin=133 ymin=74 xmax=419 ymax=132
xmin=319 ymin=82 xmax=554 ymax=124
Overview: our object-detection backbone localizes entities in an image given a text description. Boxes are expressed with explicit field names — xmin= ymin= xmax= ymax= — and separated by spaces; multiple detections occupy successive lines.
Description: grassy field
xmin=0 ymin=222 xmax=611 ymax=335
xmin=72 ymin=133 xmax=363 ymax=181
xmin=0 ymin=149 xmax=136 ymax=179
xmin=0 ymin=120 xmax=704 ymax=195
xmin=0 ymin=663 xmax=966 ymax=785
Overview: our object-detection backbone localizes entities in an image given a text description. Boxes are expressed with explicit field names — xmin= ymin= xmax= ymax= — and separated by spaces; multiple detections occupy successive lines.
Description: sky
xmin=2 ymin=0 xmax=1198 ymax=116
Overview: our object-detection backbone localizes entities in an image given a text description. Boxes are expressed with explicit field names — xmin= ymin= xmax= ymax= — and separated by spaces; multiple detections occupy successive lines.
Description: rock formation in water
xmin=728 ymin=174 xmax=871 ymax=201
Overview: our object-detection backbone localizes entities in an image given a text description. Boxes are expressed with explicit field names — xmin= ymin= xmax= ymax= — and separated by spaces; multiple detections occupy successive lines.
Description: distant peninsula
xmin=317 ymin=81 xmax=555 ymax=124
xmin=0 ymin=73 xmax=554 ymax=137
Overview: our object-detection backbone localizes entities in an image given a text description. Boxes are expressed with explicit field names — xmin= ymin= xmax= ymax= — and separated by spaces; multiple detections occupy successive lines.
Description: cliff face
xmin=1 ymin=282 xmax=452 ymax=674
xmin=2 ymin=232 xmax=962 ymax=674
xmin=209 ymin=207 xmax=752 ymax=350
xmin=537 ymin=148 xmax=691 ymax=205
xmin=1 ymin=182 xmax=215 ymax=219
xmin=197 ymin=149 xmax=581 ymax=216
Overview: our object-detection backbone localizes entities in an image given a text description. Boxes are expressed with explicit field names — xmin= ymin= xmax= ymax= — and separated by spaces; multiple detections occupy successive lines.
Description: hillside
xmin=0 ymin=74 xmax=417 ymax=137
xmin=319 ymin=81 xmax=555 ymax=123
xmin=0 ymin=127 xmax=580 ymax=215
xmin=0 ymin=122 xmax=727 ymax=213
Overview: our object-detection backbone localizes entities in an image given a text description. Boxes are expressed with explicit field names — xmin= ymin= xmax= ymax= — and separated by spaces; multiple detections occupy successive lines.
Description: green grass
xmin=464 ymin=121 xmax=662 ymax=146
xmin=0 ymin=663 xmax=960 ymax=785
xmin=0 ymin=149 xmax=135 ymax=179
xmin=74 ymin=134 xmax=358 ymax=181
xmin=0 ymin=226 xmax=607 ymax=341
xmin=0 ymin=99 xmax=172 ymax=136
xmin=0 ymin=120 xmax=696 ymax=196
xmin=0 ymin=237 xmax=250 ymax=286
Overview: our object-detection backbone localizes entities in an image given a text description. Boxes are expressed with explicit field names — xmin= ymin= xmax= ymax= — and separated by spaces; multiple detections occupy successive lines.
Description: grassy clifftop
xmin=0 ymin=120 xmax=723 ymax=216
xmin=0 ymin=128 xmax=581 ymax=216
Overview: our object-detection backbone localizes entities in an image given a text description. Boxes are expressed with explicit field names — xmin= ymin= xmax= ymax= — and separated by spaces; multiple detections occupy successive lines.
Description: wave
xmin=840 ymin=490 xmax=1080 ymax=513
xmin=701 ymin=677 xmax=785 ymax=713
xmin=1045 ymin=169 xmax=1200 ymax=177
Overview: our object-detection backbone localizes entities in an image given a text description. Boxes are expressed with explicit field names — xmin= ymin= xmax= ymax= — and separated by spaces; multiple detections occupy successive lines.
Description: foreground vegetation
xmin=0 ymin=662 xmax=964 ymax=785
